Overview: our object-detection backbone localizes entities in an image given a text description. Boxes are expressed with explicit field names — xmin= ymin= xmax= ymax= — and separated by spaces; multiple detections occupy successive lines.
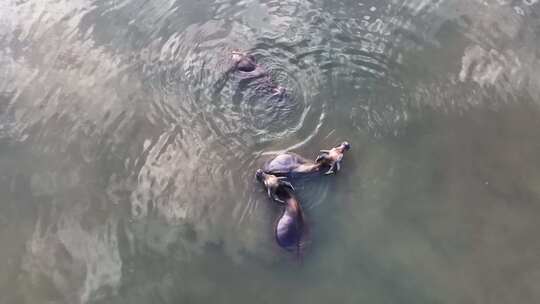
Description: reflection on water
xmin=1 ymin=0 xmax=540 ymax=303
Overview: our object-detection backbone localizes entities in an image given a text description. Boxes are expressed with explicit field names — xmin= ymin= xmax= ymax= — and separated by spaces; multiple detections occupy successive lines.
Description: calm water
xmin=2 ymin=0 xmax=540 ymax=303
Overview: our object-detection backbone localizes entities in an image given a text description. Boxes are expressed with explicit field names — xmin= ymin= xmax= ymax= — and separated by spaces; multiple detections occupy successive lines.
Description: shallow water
xmin=2 ymin=0 xmax=540 ymax=303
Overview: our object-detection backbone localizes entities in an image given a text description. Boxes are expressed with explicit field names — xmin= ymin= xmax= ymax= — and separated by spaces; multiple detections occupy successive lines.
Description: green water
xmin=1 ymin=0 xmax=540 ymax=303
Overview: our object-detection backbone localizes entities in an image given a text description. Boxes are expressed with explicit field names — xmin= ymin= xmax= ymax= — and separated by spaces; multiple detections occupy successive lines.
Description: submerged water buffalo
xmin=256 ymin=170 xmax=305 ymax=255
xmin=231 ymin=51 xmax=286 ymax=96
xmin=212 ymin=50 xmax=287 ymax=102
xmin=263 ymin=141 xmax=351 ymax=178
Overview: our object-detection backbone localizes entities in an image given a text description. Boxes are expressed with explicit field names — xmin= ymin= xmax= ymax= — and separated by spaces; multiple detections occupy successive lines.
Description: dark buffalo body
xmin=273 ymin=186 xmax=305 ymax=252
xmin=263 ymin=152 xmax=330 ymax=178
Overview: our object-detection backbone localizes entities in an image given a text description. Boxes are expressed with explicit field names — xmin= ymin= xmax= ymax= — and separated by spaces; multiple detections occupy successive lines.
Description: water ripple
xmin=5 ymin=0 xmax=540 ymax=301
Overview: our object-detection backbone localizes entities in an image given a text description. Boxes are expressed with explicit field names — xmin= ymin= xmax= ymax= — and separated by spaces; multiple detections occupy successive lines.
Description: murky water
xmin=2 ymin=0 xmax=540 ymax=303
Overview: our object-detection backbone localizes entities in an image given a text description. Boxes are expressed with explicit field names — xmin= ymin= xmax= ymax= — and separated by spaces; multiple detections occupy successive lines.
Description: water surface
xmin=1 ymin=0 xmax=540 ymax=303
